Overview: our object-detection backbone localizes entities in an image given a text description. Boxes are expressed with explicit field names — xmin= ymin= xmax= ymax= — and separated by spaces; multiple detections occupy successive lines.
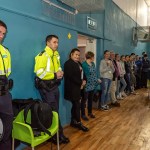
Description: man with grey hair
xmin=109 ymin=51 xmax=120 ymax=107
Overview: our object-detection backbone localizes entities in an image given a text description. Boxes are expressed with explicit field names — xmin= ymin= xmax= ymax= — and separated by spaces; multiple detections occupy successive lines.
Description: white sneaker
xmin=117 ymin=95 xmax=123 ymax=100
xmin=131 ymin=91 xmax=139 ymax=95
xmin=116 ymin=94 xmax=123 ymax=100
xmin=119 ymin=93 xmax=124 ymax=99
xmin=121 ymin=92 xmax=127 ymax=97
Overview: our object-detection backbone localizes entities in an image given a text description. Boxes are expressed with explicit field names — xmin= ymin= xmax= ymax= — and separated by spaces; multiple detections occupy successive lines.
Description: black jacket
xmin=142 ymin=59 xmax=150 ymax=72
xmin=64 ymin=59 xmax=83 ymax=101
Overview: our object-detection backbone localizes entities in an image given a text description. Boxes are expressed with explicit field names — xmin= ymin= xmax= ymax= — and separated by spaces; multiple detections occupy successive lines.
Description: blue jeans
xmin=100 ymin=78 xmax=112 ymax=107
xmin=120 ymin=77 xmax=127 ymax=93
xmin=116 ymin=77 xmax=127 ymax=95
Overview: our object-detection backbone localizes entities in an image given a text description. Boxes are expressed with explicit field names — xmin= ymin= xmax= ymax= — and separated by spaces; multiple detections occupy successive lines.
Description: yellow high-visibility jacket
xmin=0 ymin=44 xmax=11 ymax=77
xmin=34 ymin=46 xmax=62 ymax=80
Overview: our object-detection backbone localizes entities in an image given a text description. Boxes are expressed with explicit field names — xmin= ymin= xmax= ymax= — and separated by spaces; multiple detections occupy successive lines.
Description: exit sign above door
xmin=87 ymin=16 xmax=97 ymax=30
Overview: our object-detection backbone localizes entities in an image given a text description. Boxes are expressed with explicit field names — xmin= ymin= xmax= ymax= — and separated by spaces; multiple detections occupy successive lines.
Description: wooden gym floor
xmin=25 ymin=88 xmax=150 ymax=150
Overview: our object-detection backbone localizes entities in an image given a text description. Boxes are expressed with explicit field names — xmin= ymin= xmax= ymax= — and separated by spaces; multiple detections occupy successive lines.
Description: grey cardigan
xmin=100 ymin=59 xmax=115 ymax=80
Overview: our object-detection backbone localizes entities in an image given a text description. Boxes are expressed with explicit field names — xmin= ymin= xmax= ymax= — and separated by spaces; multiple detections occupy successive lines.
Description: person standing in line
xmin=34 ymin=35 xmax=69 ymax=144
xmin=129 ymin=55 xmax=137 ymax=94
xmin=116 ymin=54 xmax=127 ymax=98
xmin=135 ymin=55 xmax=142 ymax=89
xmin=141 ymin=54 xmax=150 ymax=88
xmin=64 ymin=48 xmax=89 ymax=132
xmin=124 ymin=55 xmax=132 ymax=95
xmin=142 ymin=51 xmax=147 ymax=60
xmin=109 ymin=51 xmax=120 ymax=106
xmin=120 ymin=55 xmax=127 ymax=97
xmin=100 ymin=50 xmax=115 ymax=110
xmin=0 ymin=20 xmax=13 ymax=150
xmin=81 ymin=51 xmax=101 ymax=121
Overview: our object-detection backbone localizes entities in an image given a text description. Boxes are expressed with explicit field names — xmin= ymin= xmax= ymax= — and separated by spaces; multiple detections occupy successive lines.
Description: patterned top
xmin=82 ymin=61 xmax=98 ymax=92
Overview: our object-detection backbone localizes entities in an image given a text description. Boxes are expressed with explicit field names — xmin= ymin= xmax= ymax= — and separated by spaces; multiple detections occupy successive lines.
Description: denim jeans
xmin=116 ymin=77 xmax=127 ymax=95
xmin=100 ymin=78 xmax=112 ymax=107
xmin=120 ymin=77 xmax=127 ymax=93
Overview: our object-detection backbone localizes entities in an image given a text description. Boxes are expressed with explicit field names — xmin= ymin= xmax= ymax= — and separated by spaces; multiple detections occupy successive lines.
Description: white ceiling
xmin=145 ymin=0 xmax=150 ymax=6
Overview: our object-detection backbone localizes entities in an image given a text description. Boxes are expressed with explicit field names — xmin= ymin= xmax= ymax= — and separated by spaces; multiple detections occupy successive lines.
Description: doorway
xmin=77 ymin=34 xmax=97 ymax=64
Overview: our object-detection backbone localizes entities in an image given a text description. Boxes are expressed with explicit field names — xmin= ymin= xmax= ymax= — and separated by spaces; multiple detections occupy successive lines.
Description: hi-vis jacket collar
xmin=44 ymin=46 xmax=59 ymax=57
xmin=0 ymin=45 xmax=8 ymax=58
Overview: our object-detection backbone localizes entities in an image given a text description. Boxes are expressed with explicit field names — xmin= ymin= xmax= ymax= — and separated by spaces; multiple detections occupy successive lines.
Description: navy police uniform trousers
xmin=0 ymin=92 xmax=13 ymax=150
xmin=39 ymin=86 xmax=63 ymax=136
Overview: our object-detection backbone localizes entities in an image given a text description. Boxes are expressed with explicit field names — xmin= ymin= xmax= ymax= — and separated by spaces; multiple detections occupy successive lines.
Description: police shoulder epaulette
xmin=2 ymin=45 xmax=9 ymax=51
xmin=39 ymin=50 xmax=45 ymax=56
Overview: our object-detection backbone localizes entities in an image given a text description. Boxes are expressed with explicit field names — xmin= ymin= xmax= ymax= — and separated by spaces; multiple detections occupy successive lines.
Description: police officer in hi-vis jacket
xmin=34 ymin=35 xmax=69 ymax=144
xmin=0 ymin=20 xmax=13 ymax=150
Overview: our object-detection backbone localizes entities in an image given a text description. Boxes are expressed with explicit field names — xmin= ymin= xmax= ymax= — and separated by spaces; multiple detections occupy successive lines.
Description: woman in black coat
xmin=64 ymin=48 xmax=89 ymax=132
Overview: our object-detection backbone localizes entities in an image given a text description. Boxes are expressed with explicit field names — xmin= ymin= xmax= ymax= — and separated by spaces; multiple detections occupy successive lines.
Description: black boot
xmin=60 ymin=134 xmax=70 ymax=144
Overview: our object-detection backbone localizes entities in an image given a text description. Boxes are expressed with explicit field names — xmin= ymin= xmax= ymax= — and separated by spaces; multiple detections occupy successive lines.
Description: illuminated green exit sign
xmin=87 ymin=16 xmax=97 ymax=30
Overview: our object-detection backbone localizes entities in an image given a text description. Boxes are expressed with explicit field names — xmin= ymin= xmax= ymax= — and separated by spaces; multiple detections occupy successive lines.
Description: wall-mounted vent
xmin=133 ymin=26 xmax=150 ymax=43
xmin=59 ymin=0 xmax=105 ymax=13
xmin=42 ymin=0 xmax=76 ymax=25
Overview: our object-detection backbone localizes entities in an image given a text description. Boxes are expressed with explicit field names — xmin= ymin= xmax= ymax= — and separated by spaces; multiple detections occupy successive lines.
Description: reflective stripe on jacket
xmin=0 ymin=44 xmax=11 ymax=77
xmin=34 ymin=46 xmax=62 ymax=80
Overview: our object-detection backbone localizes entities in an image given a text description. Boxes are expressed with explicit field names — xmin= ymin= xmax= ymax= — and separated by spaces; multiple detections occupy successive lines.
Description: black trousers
xmin=0 ymin=113 xmax=13 ymax=150
xmin=71 ymin=100 xmax=81 ymax=122
xmin=0 ymin=92 xmax=13 ymax=150
xmin=81 ymin=90 xmax=94 ymax=116
xmin=141 ymin=72 xmax=148 ymax=87
xmin=39 ymin=86 xmax=63 ymax=136
xmin=135 ymin=74 xmax=141 ymax=89
xmin=124 ymin=73 xmax=132 ymax=92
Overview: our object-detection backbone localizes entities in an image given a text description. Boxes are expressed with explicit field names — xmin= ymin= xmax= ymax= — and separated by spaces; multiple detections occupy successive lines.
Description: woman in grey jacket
xmin=100 ymin=50 xmax=115 ymax=110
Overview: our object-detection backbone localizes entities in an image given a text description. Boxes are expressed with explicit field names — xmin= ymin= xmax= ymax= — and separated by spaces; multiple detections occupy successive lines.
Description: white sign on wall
xmin=87 ymin=16 xmax=97 ymax=30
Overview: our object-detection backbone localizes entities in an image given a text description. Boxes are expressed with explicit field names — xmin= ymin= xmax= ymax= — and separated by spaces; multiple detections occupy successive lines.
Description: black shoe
xmin=60 ymin=135 xmax=70 ymax=144
xmin=77 ymin=122 xmax=89 ymax=132
xmin=70 ymin=120 xmax=78 ymax=128
xmin=51 ymin=137 xmax=63 ymax=145
xmin=81 ymin=115 xmax=89 ymax=121
xmin=88 ymin=113 xmax=95 ymax=118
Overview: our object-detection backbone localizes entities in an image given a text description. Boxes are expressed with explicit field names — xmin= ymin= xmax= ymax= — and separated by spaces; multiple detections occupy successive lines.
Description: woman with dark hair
xmin=64 ymin=48 xmax=89 ymax=132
